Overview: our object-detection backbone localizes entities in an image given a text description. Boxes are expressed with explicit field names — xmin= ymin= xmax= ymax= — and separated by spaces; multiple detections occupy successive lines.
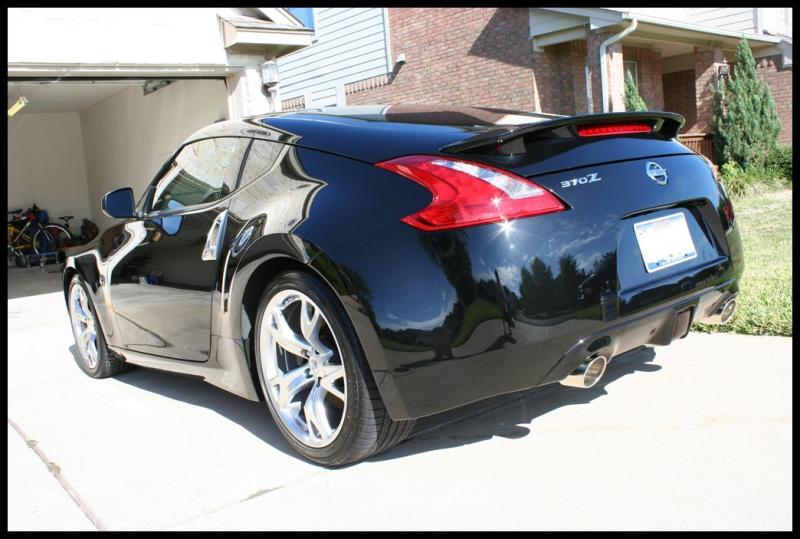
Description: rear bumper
xmin=541 ymin=280 xmax=737 ymax=386
xmin=366 ymin=277 xmax=739 ymax=421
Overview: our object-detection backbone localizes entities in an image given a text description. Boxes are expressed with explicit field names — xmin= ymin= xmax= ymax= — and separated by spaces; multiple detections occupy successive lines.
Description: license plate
xmin=633 ymin=212 xmax=697 ymax=273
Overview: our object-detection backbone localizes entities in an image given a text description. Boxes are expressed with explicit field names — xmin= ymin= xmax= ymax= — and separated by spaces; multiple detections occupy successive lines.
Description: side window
xmin=150 ymin=138 xmax=248 ymax=213
xmin=238 ymin=140 xmax=284 ymax=188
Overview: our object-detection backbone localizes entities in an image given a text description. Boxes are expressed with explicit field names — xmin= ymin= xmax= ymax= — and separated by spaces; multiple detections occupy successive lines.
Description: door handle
xmin=202 ymin=209 xmax=228 ymax=261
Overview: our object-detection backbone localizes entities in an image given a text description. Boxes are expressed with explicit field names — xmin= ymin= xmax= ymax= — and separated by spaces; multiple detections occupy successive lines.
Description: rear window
xmin=238 ymin=140 xmax=284 ymax=188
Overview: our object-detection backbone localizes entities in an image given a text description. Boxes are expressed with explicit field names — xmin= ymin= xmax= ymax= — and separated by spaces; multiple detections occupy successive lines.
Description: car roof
xmin=184 ymin=104 xmax=562 ymax=163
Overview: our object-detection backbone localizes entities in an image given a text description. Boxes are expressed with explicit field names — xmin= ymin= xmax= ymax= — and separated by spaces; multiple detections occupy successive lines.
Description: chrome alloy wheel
xmin=69 ymin=284 xmax=99 ymax=369
xmin=259 ymin=289 xmax=347 ymax=448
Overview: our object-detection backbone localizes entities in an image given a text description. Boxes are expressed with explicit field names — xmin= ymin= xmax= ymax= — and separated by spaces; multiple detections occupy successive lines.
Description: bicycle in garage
xmin=7 ymin=205 xmax=72 ymax=267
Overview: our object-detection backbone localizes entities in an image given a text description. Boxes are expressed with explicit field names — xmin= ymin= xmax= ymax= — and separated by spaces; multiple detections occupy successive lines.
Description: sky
xmin=287 ymin=8 xmax=314 ymax=30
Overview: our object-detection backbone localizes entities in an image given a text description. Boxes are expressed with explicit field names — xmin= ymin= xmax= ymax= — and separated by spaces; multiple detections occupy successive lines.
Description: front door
xmin=109 ymin=137 xmax=250 ymax=361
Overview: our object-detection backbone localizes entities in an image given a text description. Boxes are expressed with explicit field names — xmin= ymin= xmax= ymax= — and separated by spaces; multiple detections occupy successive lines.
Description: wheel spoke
xmin=270 ymin=365 xmax=313 ymax=408
xmin=79 ymin=328 xmax=92 ymax=355
xmin=300 ymin=300 xmax=334 ymax=360
xmin=74 ymin=309 xmax=91 ymax=325
xmin=85 ymin=336 xmax=98 ymax=366
xmin=269 ymin=308 xmax=312 ymax=357
xmin=319 ymin=364 xmax=345 ymax=402
xmin=77 ymin=289 xmax=91 ymax=319
xmin=304 ymin=382 xmax=333 ymax=440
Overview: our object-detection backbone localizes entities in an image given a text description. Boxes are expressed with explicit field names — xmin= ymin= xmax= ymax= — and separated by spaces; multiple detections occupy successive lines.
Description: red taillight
xmin=577 ymin=123 xmax=652 ymax=137
xmin=375 ymin=155 xmax=566 ymax=231
xmin=723 ymin=198 xmax=735 ymax=227
xmin=698 ymin=154 xmax=735 ymax=227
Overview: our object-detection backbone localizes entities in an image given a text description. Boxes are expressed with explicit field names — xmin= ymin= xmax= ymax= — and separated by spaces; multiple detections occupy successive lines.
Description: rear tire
xmin=67 ymin=276 xmax=126 ymax=378
xmin=254 ymin=270 xmax=414 ymax=466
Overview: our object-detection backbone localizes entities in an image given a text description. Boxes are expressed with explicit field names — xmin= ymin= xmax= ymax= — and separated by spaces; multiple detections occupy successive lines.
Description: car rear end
xmin=361 ymin=112 xmax=742 ymax=418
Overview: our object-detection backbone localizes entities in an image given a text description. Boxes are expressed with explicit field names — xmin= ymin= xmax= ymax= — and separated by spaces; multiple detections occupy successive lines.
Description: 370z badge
xmin=561 ymin=172 xmax=601 ymax=188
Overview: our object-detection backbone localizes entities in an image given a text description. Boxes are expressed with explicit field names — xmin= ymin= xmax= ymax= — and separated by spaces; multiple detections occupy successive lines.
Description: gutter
xmin=599 ymin=17 xmax=638 ymax=113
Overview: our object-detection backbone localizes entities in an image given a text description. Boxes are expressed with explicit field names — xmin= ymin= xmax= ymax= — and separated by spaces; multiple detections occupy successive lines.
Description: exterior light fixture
xmin=718 ymin=64 xmax=730 ymax=78
xmin=260 ymin=60 xmax=280 ymax=88
xmin=143 ymin=80 xmax=173 ymax=96
xmin=8 ymin=96 xmax=29 ymax=117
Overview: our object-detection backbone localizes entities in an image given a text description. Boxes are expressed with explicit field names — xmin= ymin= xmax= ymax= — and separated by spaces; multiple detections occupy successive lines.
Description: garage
xmin=8 ymin=78 xmax=230 ymax=265
xmin=7 ymin=7 xmax=313 ymax=267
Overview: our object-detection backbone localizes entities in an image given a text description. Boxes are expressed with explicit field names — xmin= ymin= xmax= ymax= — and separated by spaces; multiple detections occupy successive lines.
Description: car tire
xmin=67 ymin=275 xmax=126 ymax=379
xmin=254 ymin=270 xmax=414 ymax=466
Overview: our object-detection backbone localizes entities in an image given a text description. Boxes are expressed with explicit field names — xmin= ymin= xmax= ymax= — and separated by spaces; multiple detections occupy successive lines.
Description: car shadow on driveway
xmin=68 ymin=345 xmax=299 ymax=461
xmin=69 ymin=345 xmax=659 ymax=466
xmin=368 ymin=346 xmax=661 ymax=463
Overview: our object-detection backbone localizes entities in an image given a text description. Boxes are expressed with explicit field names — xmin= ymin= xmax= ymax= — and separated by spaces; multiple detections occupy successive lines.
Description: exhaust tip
xmin=559 ymin=355 xmax=608 ymax=389
xmin=719 ymin=298 xmax=736 ymax=324
xmin=701 ymin=296 xmax=738 ymax=325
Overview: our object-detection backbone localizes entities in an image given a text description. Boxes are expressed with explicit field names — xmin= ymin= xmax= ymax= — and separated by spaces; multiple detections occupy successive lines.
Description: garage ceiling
xmin=7 ymin=81 xmax=136 ymax=113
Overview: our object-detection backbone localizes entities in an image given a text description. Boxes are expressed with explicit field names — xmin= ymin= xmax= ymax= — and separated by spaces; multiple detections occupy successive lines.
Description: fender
xmin=221 ymin=230 xmax=411 ymax=418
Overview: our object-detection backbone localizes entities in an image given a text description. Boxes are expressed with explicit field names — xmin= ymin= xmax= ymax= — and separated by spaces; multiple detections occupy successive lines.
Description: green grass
xmin=694 ymin=187 xmax=792 ymax=336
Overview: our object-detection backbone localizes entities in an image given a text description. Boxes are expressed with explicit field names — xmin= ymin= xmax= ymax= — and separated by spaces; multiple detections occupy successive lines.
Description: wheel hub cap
xmin=259 ymin=290 xmax=347 ymax=448
xmin=69 ymin=285 xmax=99 ymax=369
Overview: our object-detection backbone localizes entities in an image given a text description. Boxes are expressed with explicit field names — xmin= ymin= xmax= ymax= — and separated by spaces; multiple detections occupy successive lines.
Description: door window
xmin=150 ymin=138 xmax=249 ymax=212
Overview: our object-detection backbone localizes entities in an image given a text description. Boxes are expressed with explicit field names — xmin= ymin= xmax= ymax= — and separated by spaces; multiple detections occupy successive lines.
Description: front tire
xmin=254 ymin=271 xmax=414 ymax=466
xmin=67 ymin=276 xmax=125 ymax=378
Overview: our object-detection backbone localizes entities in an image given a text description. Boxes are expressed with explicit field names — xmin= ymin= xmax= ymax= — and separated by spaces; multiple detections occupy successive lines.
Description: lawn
xmin=694 ymin=188 xmax=793 ymax=336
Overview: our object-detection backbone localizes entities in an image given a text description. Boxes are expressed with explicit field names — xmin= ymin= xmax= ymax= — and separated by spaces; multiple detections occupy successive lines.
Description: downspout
xmin=600 ymin=17 xmax=638 ymax=113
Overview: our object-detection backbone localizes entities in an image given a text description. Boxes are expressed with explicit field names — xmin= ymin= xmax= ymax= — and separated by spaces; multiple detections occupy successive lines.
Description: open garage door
xmin=7 ymin=77 xmax=229 ymax=251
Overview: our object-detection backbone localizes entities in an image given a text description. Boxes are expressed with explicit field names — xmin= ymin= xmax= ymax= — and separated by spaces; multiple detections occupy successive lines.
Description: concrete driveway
xmin=7 ymin=265 xmax=793 ymax=530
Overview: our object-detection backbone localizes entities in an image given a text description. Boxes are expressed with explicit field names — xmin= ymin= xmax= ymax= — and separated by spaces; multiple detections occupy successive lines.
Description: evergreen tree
xmin=624 ymin=69 xmax=647 ymax=111
xmin=712 ymin=38 xmax=780 ymax=169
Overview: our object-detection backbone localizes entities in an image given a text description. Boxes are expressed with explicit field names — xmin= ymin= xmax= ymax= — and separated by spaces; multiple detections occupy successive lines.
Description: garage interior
xmin=7 ymin=77 xmax=230 ymax=270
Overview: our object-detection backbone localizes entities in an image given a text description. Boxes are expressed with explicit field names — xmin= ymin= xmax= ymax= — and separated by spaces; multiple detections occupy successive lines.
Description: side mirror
xmin=101 ymin=187 xmax=136 ymax=219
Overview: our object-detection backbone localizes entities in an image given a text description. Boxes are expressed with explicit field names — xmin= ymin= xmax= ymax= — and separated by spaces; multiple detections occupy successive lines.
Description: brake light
xmin=723 ymin=198 xmax=735 ymax=227
xmin=577 ymin=123 xmax=652 ymax=137
xmin=376 ymin=155 xmax=565 ymax=231
xmin=697 ymin=154 xmax=735 ymax=227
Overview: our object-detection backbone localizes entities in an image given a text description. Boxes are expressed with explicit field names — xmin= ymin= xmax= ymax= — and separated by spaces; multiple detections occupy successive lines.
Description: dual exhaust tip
xmin=559 ymin=355 xmax=608 ymax=389
xmin=560 ymin=297 xmax=737 ymax=389
xmin=703 ymin=296 xmax=737 ymax=325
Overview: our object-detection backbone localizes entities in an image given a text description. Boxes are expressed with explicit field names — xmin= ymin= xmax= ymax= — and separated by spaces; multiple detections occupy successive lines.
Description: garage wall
xmin=7 ymin=112 xmax=93 ymax=225
xmin=80 ymin=79 xmax=229 ymax=230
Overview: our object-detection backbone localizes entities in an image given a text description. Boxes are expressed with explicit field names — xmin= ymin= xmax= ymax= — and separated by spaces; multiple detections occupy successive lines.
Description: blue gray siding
xmin=277 ymin=7 xmax=391 ymax=107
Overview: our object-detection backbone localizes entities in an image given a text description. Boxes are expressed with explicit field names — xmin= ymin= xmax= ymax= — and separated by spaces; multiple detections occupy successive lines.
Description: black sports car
xmin=63 ymin=105 xmax=742 ymax=466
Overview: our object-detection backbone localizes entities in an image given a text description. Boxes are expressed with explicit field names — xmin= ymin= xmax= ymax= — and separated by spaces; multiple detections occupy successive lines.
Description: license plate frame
xmin=633 ymin=212 xmax=697 ymax=273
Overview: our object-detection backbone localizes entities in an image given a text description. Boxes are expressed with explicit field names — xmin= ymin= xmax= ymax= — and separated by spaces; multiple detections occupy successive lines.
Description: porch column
xmin=225 ymin=55 xmax=276 ymax=119
xmin=586 ymin=30 xmax=625 ymax=113
xmin=693 ymin=46 xmax=726 ymax=134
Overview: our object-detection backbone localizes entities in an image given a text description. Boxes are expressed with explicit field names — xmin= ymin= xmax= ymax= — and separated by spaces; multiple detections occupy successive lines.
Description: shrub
xmin=764 ymin=144 xmax=793 ymax=182
xmin=624 ymin=70 xmax=647 ymax=112
xmin=719 ymin=161 xmax=787 ymax=198
xmin=712 ymin=39 xmax=781 ymax=170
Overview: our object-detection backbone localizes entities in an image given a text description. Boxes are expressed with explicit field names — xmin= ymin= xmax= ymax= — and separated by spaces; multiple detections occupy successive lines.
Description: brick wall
xmin=585 ymin=30 xmax=625 ymax=113
xmin=663 ymin=69 xmax=697 ymax=129
xmin=693 ymin=47 xmax=727 ymax=134
xmin=347 ymin=8 xmax=537 ymax=111
xmin=281 ymin=95 xmax=305 ymax=111
xmin=622 ymin=46 xmax=664 ymax=111
xmin=756 ymin=55 xmax=792 ymax=145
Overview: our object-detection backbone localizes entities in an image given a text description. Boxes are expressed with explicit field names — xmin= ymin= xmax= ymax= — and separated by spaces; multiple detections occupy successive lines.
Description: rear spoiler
xmin=441 ymin=111 xmax=685 ymax=154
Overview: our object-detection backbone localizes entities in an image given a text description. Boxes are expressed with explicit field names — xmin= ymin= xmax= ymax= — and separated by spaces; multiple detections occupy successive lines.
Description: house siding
xmin=688 ymin=8 xmax=757 ymax=34
xmin=277 ymin=7 xmax=390 ymax=108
